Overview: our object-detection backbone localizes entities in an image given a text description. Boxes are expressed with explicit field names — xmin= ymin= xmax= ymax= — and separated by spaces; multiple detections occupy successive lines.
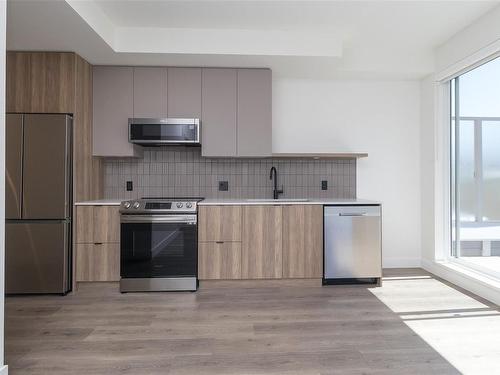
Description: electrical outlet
xmin=321 ymin=180 xmax=328 ymax=190
xmin=126 ymin=181 xmax=133 ymax=191
xmin=218 ymin=181 xmax=229 ymax=191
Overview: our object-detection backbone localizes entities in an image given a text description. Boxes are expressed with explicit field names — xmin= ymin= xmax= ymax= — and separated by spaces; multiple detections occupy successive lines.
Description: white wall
xmin=420 ymin=75 xmax=437 ymax=262
xmin=273 ymin=78 xmax=421 ymax=267
xmin=436 ymin=4 xmax=500 ymax=76
xmin=0 ymin=0 xmax=7 ymax=373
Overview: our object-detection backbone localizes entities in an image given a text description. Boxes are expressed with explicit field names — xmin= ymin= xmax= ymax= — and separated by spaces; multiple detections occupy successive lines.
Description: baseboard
xmin=382 ymin=257 xmax=422 ymax=268
xmin=422 ymin=259 xmax=500 ymax=305
xmin=0 ymin=365 xmax=8 ymax=374
xmin=199 ymin=279 xmax=322 ymax=289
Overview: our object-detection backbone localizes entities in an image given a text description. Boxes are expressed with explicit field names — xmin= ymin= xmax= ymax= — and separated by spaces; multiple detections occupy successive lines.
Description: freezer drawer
xmin=6 ymin=221 xmax=71 ymax=294
xmin=324 ymin=205 xmax=382 ymax=280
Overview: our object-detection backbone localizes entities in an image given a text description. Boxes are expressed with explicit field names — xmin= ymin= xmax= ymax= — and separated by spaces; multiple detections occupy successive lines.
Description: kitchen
xmin=2 ymin=1 xmax=500 ymax=374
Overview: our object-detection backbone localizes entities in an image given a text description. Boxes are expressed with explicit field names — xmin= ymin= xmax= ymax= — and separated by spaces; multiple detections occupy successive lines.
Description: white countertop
xmin=75 ymin=198 xmax=381 ymax=206
xmin=198 ymin=198 xmax=381 ymax=206
xmin=74 ymin=199 xmax=123 ymax=206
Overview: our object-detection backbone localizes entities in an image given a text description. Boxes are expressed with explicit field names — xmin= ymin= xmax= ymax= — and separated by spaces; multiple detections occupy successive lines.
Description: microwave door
xmin=129 ymin=118 xmax=200 ymax=144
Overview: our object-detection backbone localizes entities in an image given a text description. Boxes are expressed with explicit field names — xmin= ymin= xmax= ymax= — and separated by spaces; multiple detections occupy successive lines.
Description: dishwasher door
xmin=324 ymin=205 xmax=382 ymax=281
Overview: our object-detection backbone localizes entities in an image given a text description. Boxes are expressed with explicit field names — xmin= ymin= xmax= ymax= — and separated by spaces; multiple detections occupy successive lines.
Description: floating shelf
xmin=271 ymin=152 xmax=368 ymax=160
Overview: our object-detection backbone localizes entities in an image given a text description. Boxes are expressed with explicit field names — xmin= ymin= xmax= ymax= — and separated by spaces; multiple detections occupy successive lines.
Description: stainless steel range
xmin=119 ymin=197 xmax=203 ymax=292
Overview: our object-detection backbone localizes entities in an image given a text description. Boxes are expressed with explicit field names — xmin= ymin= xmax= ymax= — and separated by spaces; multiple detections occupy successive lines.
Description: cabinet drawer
xmin=198 ymin=242 xmax=241 ymax=280
xmin=75 ymin=206 xmax=94 ymax=243
xmin=75 ymin=206 xmax=120 ymax=244
xmin=75 ymin=243 xmax=120 ymax=282
xmin=198 ymin=206 xmax=241 ymax=242
xmin=93 ymin=206 xmax=120 ymax=243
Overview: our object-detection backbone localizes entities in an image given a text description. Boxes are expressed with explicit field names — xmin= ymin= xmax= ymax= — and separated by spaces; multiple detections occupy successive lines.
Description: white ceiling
xmin=7 ymin=0 xmax=500 ymax=79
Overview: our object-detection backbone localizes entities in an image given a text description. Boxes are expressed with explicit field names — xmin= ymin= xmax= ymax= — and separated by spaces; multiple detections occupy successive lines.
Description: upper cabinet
xmin=201 ymin=69 xmax=238 ymax=157
xmin=167 ymin=68 xmax=202 ymax=118
xmin=92 ymin=65 xmax=271 ymax=158
xmin=93 ymin=66 xmax=142 ymax=157
xmin=201 ymin=68 xmax=272 ymax=157
xmin=133 ymin=67 xmax=167 ymax=118
xmin=237 ymin=69 xmax=272 ymax=157
xmin=7 ymin=52 xmax=76 ymax=114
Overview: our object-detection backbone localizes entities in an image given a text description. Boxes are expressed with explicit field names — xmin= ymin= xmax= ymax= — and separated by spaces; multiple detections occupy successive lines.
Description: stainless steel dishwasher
xmin=324 ymin=205 xmax=382 ymax=285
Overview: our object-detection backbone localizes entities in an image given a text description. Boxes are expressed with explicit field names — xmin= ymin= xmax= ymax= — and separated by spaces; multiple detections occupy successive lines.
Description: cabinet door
xmin=237 ymin=69 xmax=272 ymax=157
xmin=242 ymin=206 xmax=282 ymax=279
xmin=201 ymin=68 xmax=237 ymax=157
xmin=167 ymin=68 xmax=202 ymax=118
xmin=133 ymin=67 xmax=167 ymax=118
xmin=198 ymin=206 xmax=241 ymax=242
xmin=93 ymin=206 xmax=120 ymax=243
xmin=6 ymin=52 xmax=32 ymax=112
xmin=7 ymin=52 xmax=76 ymax=114
xmin=282 ymin=205 xmax=323 ymax=278
xmin=29 ymin=52 xmax=76 ymax=113
xmin=93 ymin=66 xmax=142 ymax=157
xmin=75 ymin=243 xmax=120 ymax=281
xmin=198 ymin=242 xmax=241 ymax=280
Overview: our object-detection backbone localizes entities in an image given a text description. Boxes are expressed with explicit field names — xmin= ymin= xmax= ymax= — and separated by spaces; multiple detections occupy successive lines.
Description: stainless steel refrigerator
xmin=6 ymin=113 xmax=72 ymax=294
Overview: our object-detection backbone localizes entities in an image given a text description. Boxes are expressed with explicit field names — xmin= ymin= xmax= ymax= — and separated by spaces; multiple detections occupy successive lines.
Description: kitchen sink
xmin=246 ymin=198 xmax=310 ymax=202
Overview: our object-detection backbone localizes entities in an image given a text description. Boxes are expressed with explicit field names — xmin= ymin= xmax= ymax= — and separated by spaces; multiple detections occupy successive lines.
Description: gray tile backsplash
xmin=103 ymin=147 xmax=356 ymax=200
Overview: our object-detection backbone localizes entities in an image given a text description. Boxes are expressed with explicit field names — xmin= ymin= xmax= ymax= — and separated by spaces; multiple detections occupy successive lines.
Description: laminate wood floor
xmin=5 ymin=269 xmax=499 ymax=374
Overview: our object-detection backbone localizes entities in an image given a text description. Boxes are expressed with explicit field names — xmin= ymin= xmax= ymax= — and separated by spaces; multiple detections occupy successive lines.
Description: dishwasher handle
xmin=325 ymin=205 xmax=381 ymax=217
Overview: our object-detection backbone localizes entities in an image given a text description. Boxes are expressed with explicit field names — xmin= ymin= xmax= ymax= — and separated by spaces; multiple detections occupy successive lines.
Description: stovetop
xmin=120 ymin=197 xmax=204 ymax=215
xmin=141 ymin=197 xmax=204 ymax=201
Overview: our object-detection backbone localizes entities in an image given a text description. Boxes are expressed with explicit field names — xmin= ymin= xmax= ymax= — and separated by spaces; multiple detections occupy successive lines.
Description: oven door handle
xmin=121 ymin=215 xmax=197 ymax=224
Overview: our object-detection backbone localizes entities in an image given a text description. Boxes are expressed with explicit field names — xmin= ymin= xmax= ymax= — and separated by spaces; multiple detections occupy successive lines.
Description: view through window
xmin=450 ymin=57 xmax=500 ymax=277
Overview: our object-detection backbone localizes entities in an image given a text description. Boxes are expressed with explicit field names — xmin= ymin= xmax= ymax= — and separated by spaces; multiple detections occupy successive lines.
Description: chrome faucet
xmin=269 ymin=166 xmax=284 ymax=199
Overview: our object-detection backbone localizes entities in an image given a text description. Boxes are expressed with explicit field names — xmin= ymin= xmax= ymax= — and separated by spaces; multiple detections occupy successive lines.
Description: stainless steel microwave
xmin=128 ymin=118 xmax=200 ymax=145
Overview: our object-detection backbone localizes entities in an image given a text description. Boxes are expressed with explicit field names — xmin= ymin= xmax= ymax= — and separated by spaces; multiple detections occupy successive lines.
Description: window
xmin=450 ymin=57 xmax=500 ymax=278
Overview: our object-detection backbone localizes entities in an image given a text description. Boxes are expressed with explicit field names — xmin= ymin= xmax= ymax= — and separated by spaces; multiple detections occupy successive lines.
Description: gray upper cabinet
xmin=93 ymin=66 xmax=142 ymax=157
xmin=167 ymin=68 xmax=202 ymax=118
xmin=201 ymin=69 xmax=237 ymax=157
xmin=133 ymin=67 xmax=167 ymax=118
xmin=237 ymin=69 xmax=272 ymax=157
xmin=92 ymin=65 xmax=271 ymax=158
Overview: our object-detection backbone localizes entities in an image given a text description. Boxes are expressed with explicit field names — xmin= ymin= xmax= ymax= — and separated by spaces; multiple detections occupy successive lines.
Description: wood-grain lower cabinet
xmin=198 ymin=206 xmax=242 ymax=242
xmin=242 ymin=206 xmax=283 ymax=279
xmin=198 ymin=205 xmax=242 ymax=280
xmin=75 ymin=205 xmax=120 ymax=282
xmin=198 ymin=242 xmax=241 ymax=280
xmin=75 ymin=243 xmax=120 ymax=282
xmin=282 ymin=205 xmax=323 ymax=278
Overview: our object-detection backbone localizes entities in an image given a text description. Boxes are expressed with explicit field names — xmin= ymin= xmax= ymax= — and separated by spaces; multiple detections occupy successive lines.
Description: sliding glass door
xmin=450 ymin=57 xmax=500 ymax=277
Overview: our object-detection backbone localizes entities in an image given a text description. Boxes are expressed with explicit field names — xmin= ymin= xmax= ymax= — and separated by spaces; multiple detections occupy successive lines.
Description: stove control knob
xmin=133 ymin=202 xmax=140 ymax=209
xmin=123 ymin=202 xmax=131 ymax=209
xmin=186 ymin=202 xmax=193 ymax=208
xmin=176 ymin=202 xmax=184 ymax=208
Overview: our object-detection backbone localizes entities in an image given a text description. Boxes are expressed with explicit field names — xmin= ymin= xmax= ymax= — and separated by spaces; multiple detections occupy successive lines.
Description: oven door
xmin=120 ymin=215 xmax=197 ymax=279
